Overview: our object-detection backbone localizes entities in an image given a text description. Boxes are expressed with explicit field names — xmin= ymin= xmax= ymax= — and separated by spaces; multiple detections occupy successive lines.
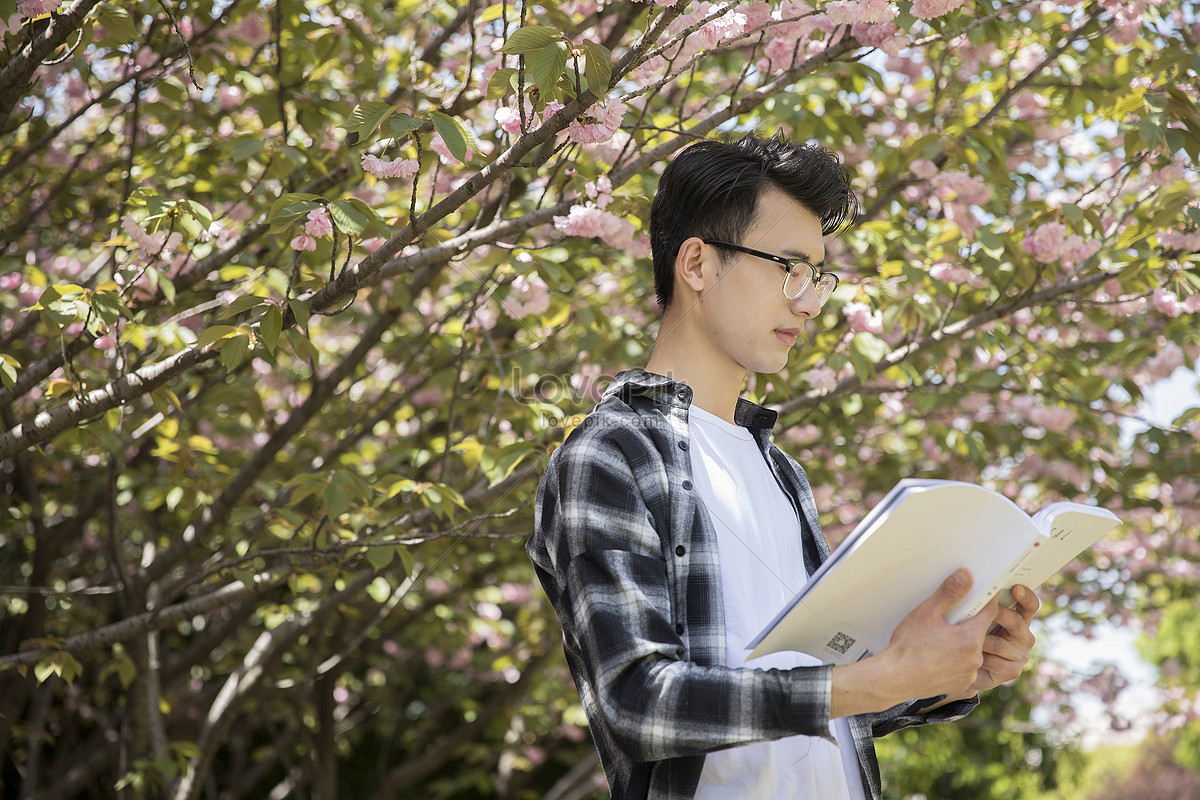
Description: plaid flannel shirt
xmin=528 ymin=370 xmax=977 ymax=800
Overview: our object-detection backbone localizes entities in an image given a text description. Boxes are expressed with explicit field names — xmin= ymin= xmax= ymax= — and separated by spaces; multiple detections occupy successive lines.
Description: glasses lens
xmin=783 ymin=268 xmax=811 ymax=300
xmin=815 ymin=275 xmax=836 ymax=306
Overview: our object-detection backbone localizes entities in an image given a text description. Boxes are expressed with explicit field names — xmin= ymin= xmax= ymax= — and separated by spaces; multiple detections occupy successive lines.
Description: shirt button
xmin=681 ymin=480 xmax=693 ymax=490
xmin=678 ymin=441 xmax=689 ymax=451
xmin=675 ymin=623 xmax=685 ymax=635
xmin=675 ymin=545 xmax=686 ymax=556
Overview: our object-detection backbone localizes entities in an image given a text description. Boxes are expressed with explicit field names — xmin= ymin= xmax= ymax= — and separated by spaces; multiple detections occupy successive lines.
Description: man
xmin=526 ymin=132 xmax=1039 ymax=800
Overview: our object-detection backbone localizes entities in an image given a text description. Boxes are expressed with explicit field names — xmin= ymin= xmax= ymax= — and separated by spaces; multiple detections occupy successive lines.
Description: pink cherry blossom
xmin=911 ymin=0 xmax=965 ymax=19
xmin=697 ymin=8 xmax=748 ymax=49
xmin=1158 ymin=229 xmax=1200 ymax=250
xmin=570 ymin=363 xmax=604 ymax=403
xmin=932 ymin=169 xmax=992 ymax=206
xmin=469 ymin=301 xmax=499 ymax=331
xmin=1145 ymin=341 xmax=1185 ymax=379
xmin=552 ymin=204 xmax=637 ymax=250
xmin=1021 ymin=221 xmax=1102 ymax=268
xmin=851 ymin=21 xmax=907 ymax=54
xmin=859 ymin=0 xmax=897 ymax=24
xmin=234 ymin=13 xmax=270 ymax=47
xmin=843 ymin=301 xmax=884 ymax=334
xmin=1029 ymin=405 xmax=1076 ymax=433
xmin=566 ymin=99 xmax=626 ymax=145
xmin=304 ymin=208 xmax=333 ymax=239
xmin=584 ymin=175 xmax=614 ymax=209
xmin=361 ymin=153 xmax=419 ymax=179
xmin=18 ymin=0 xmax=58 ymax=17
xmin=824 ymin=0 xmax=861 ymax=24
xmin=805 ymin=366 xmax=838 ymax=393
xmin=506 ymin=274 xmax=551 ymax=319
xmin=911 ymin=158 xmax=939 ymax=180
xmin=929 ymin=262 xmax=975 ymax=284
xmin=290 ymin=233 xmax=317 ymax=252
xmin=495 ymin=106 xmax=523 ymax=135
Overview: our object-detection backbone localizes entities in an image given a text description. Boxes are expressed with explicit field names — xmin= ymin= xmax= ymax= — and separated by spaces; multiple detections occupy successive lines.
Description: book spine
xmin=953 ymin=539 xmax=1042 ymax=622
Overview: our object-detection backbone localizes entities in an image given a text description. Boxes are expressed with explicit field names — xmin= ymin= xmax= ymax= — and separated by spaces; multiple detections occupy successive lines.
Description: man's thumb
xmin=936 ymin=568 xmax=973 ymax=607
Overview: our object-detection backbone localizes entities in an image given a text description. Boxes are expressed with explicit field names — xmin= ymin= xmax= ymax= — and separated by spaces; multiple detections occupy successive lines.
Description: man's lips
xmin=775 ymin=328 xmax=801 ymax=345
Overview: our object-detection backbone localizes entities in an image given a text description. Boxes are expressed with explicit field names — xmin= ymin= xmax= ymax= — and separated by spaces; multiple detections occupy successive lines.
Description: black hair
xmin=648 ymin=131 xmax=858 ymax=311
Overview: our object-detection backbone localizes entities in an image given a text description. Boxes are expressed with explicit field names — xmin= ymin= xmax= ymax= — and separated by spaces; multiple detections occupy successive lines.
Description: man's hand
xmin=969 ymin=584 xmax=1039 ymax=693
xmin=831 ymin=568 xmax=997 ymax=717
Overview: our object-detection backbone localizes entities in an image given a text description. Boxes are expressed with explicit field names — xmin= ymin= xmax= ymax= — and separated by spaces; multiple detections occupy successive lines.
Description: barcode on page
xmin=826 ymin=632 xmax=856 ymax=655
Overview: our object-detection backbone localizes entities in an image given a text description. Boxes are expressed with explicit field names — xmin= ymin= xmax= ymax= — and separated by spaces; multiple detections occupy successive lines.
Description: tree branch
xmin=0 ymin=346 xmax=221 ymax=459
xmin=0 ymin=0 xmax=104 ymax=129
xmin=0 ymin=571 xmax=287 ymax=668
xmin=169 ymin=570 xmax=377 ymax=800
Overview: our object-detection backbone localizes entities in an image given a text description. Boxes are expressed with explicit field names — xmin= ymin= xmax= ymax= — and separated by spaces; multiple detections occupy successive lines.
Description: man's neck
xmin=644 ymin=314 xmax=746 ymax=424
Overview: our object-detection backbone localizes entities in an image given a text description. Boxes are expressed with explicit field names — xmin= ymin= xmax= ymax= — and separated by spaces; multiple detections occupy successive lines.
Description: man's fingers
xmin=1011 ymin=585 xmax=1041 ymax=621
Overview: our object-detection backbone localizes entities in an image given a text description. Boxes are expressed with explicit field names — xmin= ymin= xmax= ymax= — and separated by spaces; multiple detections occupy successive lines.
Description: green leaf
xmin=531 ymin=41 xmax=569 ymax=96
xmin=478 ymin=3 xmax=507 ymax=22
xmin=284 ymin=327 xmax=318 ymax=365
xmin=219 ymin=334 xmax=250 ymax=371
xmin=386 ymin=113 xmax=422 ymax=140
xmin=330 ymin=199 xmax=371 ymax=237
xmin=1138 ymin=116 xmax=1165 ymax=149
xmin=487 ymin=68 xmax=519 ymax=101
xmin=499 ymin=26 xmax=560 ymax=55
xmin=151 ymin=387 xmax=183 ymax=414
xmin=429 ymin=112 xmax=473 ymax=162
xmin=289 ymin=299 xmax=311 ymax=328
xmin=0 ymin=354 xmax=19 ymax=389
xmin=365 ymin=546 xmax=396 ymax=571
xmin=259 ymin=305 xmax=283 ymax=353
xmin=583 ymin=41 xmax=613 ymax=95
xmin=34 ymin=658 xmax=55 ymax=684
xmin=268 ymin=193 xmax=323 ymax=233
xmin=481 ymin=441 xmax=540 ymax=487
xmin=1113 ymin=90 xmax=1146 ymax=118
xmin=851 ymin=332 xmax=889 ymax=362
xmin=1075 ymin=375 xmax=1110 ymax=402
xmin=232 ymin=136 xmax=266 ymax=163
xmin=96 ymin=3 xmax=138 ymax=46
xmin=91 ymin=290 xmax=126 ymax=326
xmin=192 ymin=324 xmax=240 ymax=350
xmin=323 ymin=482 xmax=349 ymax=519
xmin=220 ymin=294 xmax=268 ymax=319
xmin=341 ymin=101 xmax=396 ymax=140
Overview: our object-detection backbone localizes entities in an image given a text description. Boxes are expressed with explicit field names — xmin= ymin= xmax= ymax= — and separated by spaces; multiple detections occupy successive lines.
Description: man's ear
xmin=675 ymin=237 xmax=708 ymax=295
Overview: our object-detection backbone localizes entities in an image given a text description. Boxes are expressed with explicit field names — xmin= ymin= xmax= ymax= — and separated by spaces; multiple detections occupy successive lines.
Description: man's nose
xmin=789 ymin=285 xmax=821 ymax=319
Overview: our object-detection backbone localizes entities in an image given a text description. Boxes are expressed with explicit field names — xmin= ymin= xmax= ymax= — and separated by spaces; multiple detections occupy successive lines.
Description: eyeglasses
xmin=703 ymin=240 xmax=839 ymax=306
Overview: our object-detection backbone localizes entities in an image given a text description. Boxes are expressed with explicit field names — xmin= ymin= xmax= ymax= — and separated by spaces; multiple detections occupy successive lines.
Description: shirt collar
xmin=602 ymin=369 xmax=780 ymax=434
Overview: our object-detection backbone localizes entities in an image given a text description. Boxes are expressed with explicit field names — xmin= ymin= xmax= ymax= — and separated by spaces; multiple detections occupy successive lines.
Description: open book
xmin=746 ymin=479 xmax=1122 ymax=665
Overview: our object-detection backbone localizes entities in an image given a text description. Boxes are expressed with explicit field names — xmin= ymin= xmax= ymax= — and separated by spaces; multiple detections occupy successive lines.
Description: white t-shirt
xmin=688 ymin=404 xmax=866 ymax=800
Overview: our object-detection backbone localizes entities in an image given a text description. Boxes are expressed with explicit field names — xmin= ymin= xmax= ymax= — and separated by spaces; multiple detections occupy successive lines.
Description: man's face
xmin=695 ymin=188 xmax=827 ymax=376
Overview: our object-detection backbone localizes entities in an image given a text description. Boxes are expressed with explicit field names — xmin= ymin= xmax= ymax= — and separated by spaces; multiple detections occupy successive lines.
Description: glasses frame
xmin=703 ymin=239 xmax=839 ymax=304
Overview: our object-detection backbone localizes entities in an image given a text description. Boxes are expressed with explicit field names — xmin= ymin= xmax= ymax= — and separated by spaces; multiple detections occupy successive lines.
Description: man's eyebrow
xmin=781 ymin=248 xmax=826 ymax=268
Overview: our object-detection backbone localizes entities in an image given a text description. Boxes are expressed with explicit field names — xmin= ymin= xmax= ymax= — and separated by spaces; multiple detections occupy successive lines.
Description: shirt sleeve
xmin=529 ymin=428 xmax=837 ymax=764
